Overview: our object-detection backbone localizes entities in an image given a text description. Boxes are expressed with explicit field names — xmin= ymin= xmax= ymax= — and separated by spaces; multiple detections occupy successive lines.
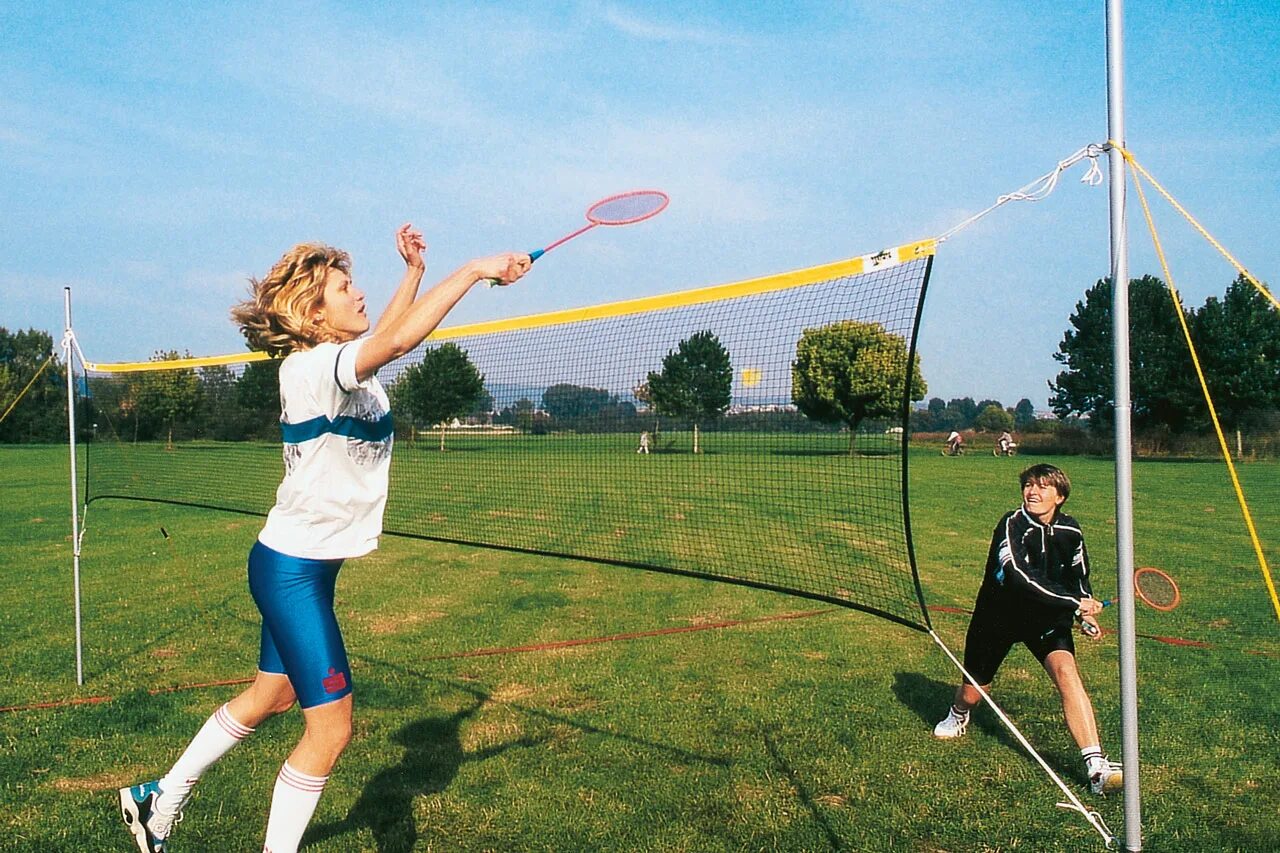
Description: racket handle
xmin=486 ymin=247 xmax=544 ymax=287
xmin=1076 ymin=600 xmax=1111 ymax=637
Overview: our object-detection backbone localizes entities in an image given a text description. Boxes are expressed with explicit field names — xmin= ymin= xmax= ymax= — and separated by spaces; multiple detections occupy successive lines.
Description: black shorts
xmin=962 ymin=600 xmax=1076 ymax=685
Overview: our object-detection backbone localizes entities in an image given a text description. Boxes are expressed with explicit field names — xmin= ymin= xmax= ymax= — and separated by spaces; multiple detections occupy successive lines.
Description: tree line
xmin=9 ymin=320 xmax=923 ymax=452
xmin=909 ymin=396 xmax=1039 ymax=435
xmin=1050 ymin=274 xmax=1280 ymax=435
xmin=392 ymin=322 xmax=925 ymax=453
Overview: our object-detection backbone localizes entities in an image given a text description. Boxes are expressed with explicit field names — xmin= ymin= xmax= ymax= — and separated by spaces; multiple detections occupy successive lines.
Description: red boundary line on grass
xmin=0 ymin=609 xmax=838 ymax=714
xmin=418 ymin=608 xmax=838 ymax=660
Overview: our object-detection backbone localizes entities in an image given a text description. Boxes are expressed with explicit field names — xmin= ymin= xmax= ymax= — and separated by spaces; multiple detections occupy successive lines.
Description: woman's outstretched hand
xmin=396 ymin=223 xmax=427 ymax=271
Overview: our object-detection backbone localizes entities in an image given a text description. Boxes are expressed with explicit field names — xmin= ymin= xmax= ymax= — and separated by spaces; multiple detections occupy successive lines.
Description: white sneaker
xmin=119 ymin=780 xmax=183 ymax=852
xmin=1089 ymin=759 xmax=1124 ymax=794
xmin=932 ymin=706 xmax=969 ymax=739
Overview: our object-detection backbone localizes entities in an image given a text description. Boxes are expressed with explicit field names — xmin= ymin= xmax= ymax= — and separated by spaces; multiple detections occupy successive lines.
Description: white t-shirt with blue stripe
xmin=257 ymin=340 xmax=394 ymax=560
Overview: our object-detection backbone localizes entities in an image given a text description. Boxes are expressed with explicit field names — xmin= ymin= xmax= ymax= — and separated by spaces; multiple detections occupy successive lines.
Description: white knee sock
xmin=157 ymin=703 xmax=254 ymax=814
xmin=263 ymin=761 xmax=328 ymax=853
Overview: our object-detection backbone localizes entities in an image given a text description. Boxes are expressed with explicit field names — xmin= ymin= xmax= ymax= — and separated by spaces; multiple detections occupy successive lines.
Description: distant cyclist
xmin=944 ymin=430 xmax=966 ymax=456
xmin=995 ymin=430 xmax=1017 ymax=456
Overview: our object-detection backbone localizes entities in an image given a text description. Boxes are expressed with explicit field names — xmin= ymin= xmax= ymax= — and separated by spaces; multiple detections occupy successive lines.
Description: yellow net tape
xmin=1120 ymin=145 xmax=1280 ymax=624
xmin=0 ymin=354 xmax=54 ymax=426
xmin=83 ymin=239 xmax=937 ymax=373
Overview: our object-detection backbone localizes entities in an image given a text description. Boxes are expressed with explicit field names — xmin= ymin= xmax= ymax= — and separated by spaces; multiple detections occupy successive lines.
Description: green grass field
xmin=2 ymin=443 xmax=1278 ymax=851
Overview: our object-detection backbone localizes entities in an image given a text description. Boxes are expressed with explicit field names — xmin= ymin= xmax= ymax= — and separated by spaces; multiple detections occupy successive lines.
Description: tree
xmin=632 ymin=380 xmax=660 ymax=437
xmin=910 ymin=396 xmax=948 ymax=432
xmin=1013 ymin=398 xmax=1038 ymax=431
xmin=647 ymin=330 xmax=732 ymax=454
xmin=541 ymin=384 xmax=613 ymax=422
xmin=1191 ymin=274 xmax=1280 ymax=431
xmin=237 ymin=359 xmax=282 ymax=439
xmin=1050 ymin=275 xmax=1200 ymax=432
xmin=974 ymin=403 xmax=1014 ymax=433
xmin=133 ymin=350 xmax=202 ymax=448
xmin=0 ymin=361 xmax=14 ymax=415
xmin=791 ymin=320 xmax=927 ymax=455
xmin=197 ymin=364 xmax=242 ymax=441
xmin=944 ymin=397 xmax=979 ymax=430
xmin=469 ymin=387 xmax=495 ymax=421
xmin=389 ymin=344 xmax=485 ymax=450
xmin=510 ymin=398 xmax=537 ymax=433
xmin=0 ymin=327 xmax=67 ymax=443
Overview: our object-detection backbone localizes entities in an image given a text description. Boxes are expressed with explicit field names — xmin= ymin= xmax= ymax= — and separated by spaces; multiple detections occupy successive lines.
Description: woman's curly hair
xmin=231 ymin=243 xmax=352 ymax=356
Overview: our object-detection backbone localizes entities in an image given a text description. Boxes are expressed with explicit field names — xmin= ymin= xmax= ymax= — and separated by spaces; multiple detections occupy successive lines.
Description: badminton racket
xmin=487 ymin=189 xmax=669 ymax=285
xmin=1079 ymin=567 xmax=1182 ymax=636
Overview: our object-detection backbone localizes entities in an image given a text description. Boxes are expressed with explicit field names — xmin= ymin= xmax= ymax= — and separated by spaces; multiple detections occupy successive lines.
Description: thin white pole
xmin=1105 ymin=2 xmax=1142 ymax=849
xmin=63 ymin=287 xmax=85 ymax=686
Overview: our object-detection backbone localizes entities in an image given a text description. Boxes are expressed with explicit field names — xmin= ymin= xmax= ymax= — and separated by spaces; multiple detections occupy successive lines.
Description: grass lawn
xmin=1 ymin=442 xmax=1277 ymax=851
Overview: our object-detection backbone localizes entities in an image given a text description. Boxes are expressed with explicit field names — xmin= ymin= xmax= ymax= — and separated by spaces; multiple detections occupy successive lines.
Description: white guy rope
xmin=929 ymin=629 xmax=1116 ymax=847
xmin=938 ymin=144 xmax=1106 ymax=244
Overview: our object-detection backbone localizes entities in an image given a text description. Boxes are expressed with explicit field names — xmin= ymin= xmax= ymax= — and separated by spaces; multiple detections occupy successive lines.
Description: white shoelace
xmin=151 ymin=805 xmax=184 ymax=837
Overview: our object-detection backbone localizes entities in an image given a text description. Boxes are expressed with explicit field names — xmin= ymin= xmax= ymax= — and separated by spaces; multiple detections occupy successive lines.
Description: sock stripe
xmin=278 ymin=762 xmax=328 ymax=793
xmin=214 ymin=704 xmax=254 ymax=739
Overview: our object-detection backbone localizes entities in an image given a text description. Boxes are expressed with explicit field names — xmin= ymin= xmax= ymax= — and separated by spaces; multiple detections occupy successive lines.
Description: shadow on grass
xmin=304 ymin=695 xmax=545 ymax=853
xmin=890 ymin=671 xmax=1020 ymax=751
xmin=760 ymin=728 xmax=846 ymax=851
xmin=359 ymin=652 xmax=730 ymax=768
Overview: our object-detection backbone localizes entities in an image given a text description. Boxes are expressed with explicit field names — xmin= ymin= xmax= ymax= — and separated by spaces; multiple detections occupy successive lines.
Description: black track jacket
xmin=974 ymin=506 xmax=1094 ymax=626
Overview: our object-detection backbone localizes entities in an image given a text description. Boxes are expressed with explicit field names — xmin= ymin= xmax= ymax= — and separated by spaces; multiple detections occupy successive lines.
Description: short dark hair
xmin=1019 ymin=463 xmax=1071 ymax=501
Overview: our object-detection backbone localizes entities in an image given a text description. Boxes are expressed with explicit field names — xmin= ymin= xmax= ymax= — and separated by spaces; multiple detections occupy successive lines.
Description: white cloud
xmin=595 ymin=2 xmax=753 ymax=47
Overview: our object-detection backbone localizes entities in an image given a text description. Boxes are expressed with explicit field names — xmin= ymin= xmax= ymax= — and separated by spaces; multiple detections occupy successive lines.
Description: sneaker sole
xmin=1090 ymin=773 xmax=1124 ymax=795
xmin=119 ymin=788 xmax=153 ymax=853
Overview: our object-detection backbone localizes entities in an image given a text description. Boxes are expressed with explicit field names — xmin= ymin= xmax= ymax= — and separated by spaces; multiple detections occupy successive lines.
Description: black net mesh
xmin=81 ymin=251 xmax=934 ymax=628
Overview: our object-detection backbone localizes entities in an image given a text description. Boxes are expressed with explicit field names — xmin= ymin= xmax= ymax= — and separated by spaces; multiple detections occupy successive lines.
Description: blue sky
xmin=3 ymin=1 xmax=1277 ymax=408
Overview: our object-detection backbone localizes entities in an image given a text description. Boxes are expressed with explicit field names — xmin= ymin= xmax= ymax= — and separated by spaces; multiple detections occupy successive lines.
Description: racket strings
xmin=587 ymin=191 xmax=669 ymax=225
xmin=1135 ymin=568 xmax=1180 ymax=610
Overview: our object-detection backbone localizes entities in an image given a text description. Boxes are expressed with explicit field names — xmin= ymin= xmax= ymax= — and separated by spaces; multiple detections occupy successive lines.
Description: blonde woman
xmin=120 ymin=225 xmax=530 ymax=853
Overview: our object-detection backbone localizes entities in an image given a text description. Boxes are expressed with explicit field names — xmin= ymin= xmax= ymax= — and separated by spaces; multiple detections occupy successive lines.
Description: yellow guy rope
xmin=0 ymin=354 xmax=54 ymax=426
xmin=1119 ymin=145 xmax=1280 ymax=624
xmin=1117 ymin=144 xmax=1280 ymax=312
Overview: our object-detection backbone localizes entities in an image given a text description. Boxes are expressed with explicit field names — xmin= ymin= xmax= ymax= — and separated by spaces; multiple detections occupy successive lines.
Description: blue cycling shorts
xmin=247 ymin=540 xmax=353 ymax=709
